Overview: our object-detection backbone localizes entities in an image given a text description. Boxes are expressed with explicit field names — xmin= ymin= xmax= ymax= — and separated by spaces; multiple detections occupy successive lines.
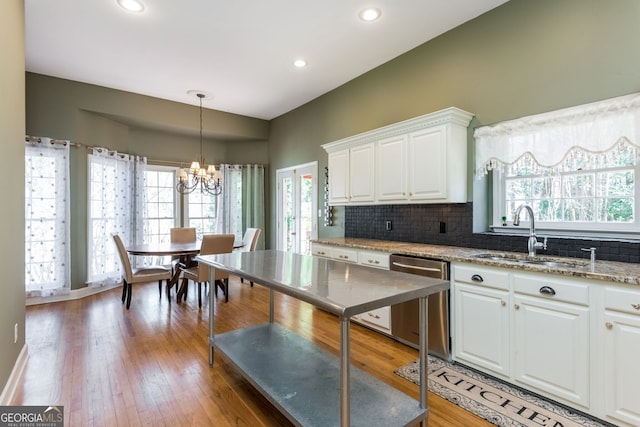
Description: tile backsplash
xmin=345 ymin=203 xmax=640 ymax=263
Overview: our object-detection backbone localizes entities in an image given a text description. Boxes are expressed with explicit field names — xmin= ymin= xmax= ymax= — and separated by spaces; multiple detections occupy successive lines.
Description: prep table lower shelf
xmin=211 ymin=322 xmax=427 ymax=427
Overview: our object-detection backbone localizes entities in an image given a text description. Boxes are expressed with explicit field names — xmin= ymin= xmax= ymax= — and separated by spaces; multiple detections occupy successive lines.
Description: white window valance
xmin=474 ymin=92 xmax=640 ymax=178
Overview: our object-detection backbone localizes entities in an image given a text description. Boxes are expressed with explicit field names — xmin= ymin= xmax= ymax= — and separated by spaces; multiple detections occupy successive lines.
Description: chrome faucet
xmin=513 ymin=204 xmax=547 ymax=256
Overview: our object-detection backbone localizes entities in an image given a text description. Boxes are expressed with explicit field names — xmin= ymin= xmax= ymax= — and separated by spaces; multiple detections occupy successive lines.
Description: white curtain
xmin=216 ymin=164 xmax=265 ymax=246
xmin=475 ymin=92 xmax=640 ymax=178
xmin=25 ymin=138 xmax=71 ymax=297
xmin=87 ymin=148 xmax=147 ymax=288
xmin=243 ymin=164 xmax=265 ymax=250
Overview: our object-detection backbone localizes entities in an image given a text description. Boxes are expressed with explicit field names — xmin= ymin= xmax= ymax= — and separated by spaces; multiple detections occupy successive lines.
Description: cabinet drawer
xmin=357 ymin=306 xmax=391 ymax=332
xmin=604 ymin=286 xmax=640 ymax=315
xmin=453 ymin=263 xmax=509 ymax=290
xmin=513 ymin=273 xmax=589 ymax=306
xmin=333 ymin=247 xmax=358 ymax=263
xmin=357 ymin=250 xmax=390 ymax=269
xmin=311 ymin=244 xmax=332 ymax=258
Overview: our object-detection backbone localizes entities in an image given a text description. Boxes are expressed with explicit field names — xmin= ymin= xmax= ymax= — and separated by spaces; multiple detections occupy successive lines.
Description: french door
xmin=276 ymin=162 xmax=317 ymax=254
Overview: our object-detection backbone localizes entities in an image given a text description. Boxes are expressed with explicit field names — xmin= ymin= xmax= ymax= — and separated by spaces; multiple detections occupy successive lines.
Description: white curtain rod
xmin=25 ymin=136 xmax=264 ymax=168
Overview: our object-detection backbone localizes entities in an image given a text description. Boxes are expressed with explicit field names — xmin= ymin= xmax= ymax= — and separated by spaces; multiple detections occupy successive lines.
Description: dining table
xmin=126 ymin=240 xmax=244 ymax=301
xmin=127 ymin=241 xmax=201 ymax=300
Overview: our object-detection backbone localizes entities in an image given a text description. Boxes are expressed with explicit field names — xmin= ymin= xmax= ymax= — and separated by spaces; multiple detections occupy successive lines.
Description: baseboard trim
xmin=26 ymin=283 xmax=121 ymax=306
xmin=0 ymin=344 xmax=28 ymax=405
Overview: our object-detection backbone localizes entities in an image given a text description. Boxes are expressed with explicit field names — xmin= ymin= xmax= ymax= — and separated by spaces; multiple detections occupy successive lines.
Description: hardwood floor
xmin=13 ymin=277 xmax=492 ymax=427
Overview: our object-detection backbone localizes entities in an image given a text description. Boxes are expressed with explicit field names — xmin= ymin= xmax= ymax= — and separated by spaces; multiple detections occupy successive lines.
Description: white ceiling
xmin=25 ymin=0 xmax=508 ymax=120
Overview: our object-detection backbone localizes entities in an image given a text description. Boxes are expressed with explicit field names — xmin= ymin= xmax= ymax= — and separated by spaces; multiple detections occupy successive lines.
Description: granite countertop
xmin=313 ymin=237 xmax=640 ymax=287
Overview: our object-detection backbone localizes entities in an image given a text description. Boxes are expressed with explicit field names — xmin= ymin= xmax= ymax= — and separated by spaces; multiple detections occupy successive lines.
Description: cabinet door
xmin=453 ymin=282 xmax=510 ymax=378
xmin=376 ymin=135 xmax=407 ymax=201
xmin=513 ymin=294 xmax=590 ymax=409
xmin=349 ymin=143 xmax=375 ymax=203
xmin=603 ymin=310 xmax=640 ymax=426
xmin=357 ymin=249 xmax=390 ymax=269
xmin=407 ymin=126 xmax=447 ymax=201
xmin=358 ymin=306 xmax=391 ymax=334
xmin=327 ymin=149 xmax=349 ymax=204
xmin=332 ymin=247 xmax=358 ymax=263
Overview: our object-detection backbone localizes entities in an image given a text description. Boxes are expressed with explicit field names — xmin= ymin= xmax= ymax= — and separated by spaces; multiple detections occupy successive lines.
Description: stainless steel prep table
xmin=196 ymin=250 xmax=449 ymax=427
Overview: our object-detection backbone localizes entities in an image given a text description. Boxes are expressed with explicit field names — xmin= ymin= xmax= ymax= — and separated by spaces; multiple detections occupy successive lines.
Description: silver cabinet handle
xmin=632 ymin=303 xmax=640 ymax=311
xmin=367 ymin=312 xmax=381 ymax=319
xmin=605 ymin=322 xmax=613 ymax=330
xmin=501 ymin=300 xmax=506 ymax=307
xmin=391 ymin=262 xmax=442 ymax=273
xmin=514 ymin=304 xmax=520 ymax=310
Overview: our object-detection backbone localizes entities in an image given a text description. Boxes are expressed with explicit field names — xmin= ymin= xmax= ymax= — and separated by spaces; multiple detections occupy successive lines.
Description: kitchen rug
xmin=394 ymin=357 xmax=610 ymax=427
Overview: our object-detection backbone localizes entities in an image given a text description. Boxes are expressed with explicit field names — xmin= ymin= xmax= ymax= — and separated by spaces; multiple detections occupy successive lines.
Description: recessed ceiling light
xmin=293 ymin=59 xmax=308 ymax=68
xmin=359 ymin=8 xmax=381 ymax=22
xmin=117 ymin=0 xmax=144 ymax=13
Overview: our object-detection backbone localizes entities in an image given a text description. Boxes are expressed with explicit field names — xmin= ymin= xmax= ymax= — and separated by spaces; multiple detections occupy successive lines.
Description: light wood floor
xmin=13 ymin=277 xmax=492 ymax=427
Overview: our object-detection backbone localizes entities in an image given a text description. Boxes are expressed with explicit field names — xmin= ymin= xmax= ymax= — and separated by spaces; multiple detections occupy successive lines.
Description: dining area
xmin=114 ymin=227 xmax=262 ymax=309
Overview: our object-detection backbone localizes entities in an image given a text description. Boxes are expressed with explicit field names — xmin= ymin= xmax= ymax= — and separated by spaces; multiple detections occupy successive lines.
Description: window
xmin=25 ymin=140 xmax=71 ymax=296
xmin=87 ymin=149 xmax=146 ymax=287
xmin=143 ymin=166 xmax=178 ymax=244
xmin=186 ymin=189 xmax=219 ymax=240
xmin=476 ymin=92 xmax=640 ymax=237
xmin=494 ymin=144 xmax=638 ymax=233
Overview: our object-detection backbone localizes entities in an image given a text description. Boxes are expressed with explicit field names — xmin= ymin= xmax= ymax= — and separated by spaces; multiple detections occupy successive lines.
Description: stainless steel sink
xmin=472 ymin=253 xmax=587 ymax=269
xmin=472 ymin=253 xmax=521 ymax=262
xmin=518 ymin=260 xmax=579 ymax=268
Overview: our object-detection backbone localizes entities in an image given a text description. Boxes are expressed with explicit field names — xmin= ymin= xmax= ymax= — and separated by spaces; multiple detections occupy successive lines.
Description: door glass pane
xmin=299 ymin=173 xmax=313 ymax=255
xmin=282 ymin=176 xmax=294 ymax=252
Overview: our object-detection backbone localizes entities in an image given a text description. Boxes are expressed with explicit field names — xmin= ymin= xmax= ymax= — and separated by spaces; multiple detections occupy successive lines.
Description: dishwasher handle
xmin=391 ymin=261 xmax=444 ymax=274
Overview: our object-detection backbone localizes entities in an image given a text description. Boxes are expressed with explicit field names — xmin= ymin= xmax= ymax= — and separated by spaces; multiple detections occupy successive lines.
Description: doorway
xmin=276 ymin=162 xmax=318 ymax=254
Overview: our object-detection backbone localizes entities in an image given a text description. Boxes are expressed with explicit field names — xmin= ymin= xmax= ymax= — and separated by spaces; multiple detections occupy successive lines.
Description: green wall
xmin=268 ymin=0 xmax=640 ymax=247
xmin=0 ymin=0 xmax=25 ymax=400
xmin=26 ymin=73 xmax=270 ymax=291
xmin=23 ymin=0 xmax=640 ymax=285
xmin=8 ymin=0 xmax=640 ymax=400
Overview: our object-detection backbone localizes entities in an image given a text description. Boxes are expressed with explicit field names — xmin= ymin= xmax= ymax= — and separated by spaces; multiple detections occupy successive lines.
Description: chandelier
xmin=176 ymin=92 xmax=223 ymax=196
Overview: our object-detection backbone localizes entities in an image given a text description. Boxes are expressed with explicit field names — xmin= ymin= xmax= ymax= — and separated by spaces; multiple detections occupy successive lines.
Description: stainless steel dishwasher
xmin=390 ymin=254 xmax=450 ymax=360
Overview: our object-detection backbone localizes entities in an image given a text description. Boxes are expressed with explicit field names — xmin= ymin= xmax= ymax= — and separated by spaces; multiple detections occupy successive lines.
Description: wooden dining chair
xmin=235 ymin=228 xmax=261 ymax=287
xmin=179 ymin=234 xmax=235 ymax=307
xmin=112 ymin=234 xmax=171 ymax=309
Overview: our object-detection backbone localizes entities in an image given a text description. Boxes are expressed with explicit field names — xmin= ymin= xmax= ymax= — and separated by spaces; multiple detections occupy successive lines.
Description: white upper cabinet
xmin=376 ymin=134 xmax=407 ymax=201
xmin=322 ymin=107 xmax=474 ymax=205
xmin=327 ymin=150 xmax=350 ymax=204
xmin=348 ymin=143 xmax=375 ymax=203
xmin=327 ymin=142 xmax=375 ymax=204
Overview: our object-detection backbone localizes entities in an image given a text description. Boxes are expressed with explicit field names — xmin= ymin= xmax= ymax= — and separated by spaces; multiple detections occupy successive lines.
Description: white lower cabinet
xmin=602 ymin=286 xmax=640 ymax=427
xmin=453 ymin=264 xmax=510 ymax=378
xmin=512 ymin=273 xmax=591 ymax=409
xmin=311 ymin=243 xmax=391 ymax=333
xmin=513 ymin=295 xmax=590 ymax=408
xmin=451 ymin=262 xmax=640 ymax=425
xmin=310 ymin=243 xmax=332 ymax=258
xmin=356 ymin=306 xmax=391 ymax=333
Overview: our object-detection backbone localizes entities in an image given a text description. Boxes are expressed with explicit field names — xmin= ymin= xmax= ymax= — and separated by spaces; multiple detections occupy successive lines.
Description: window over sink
xmin=475 ymin=92 xmax=640 ymax=237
